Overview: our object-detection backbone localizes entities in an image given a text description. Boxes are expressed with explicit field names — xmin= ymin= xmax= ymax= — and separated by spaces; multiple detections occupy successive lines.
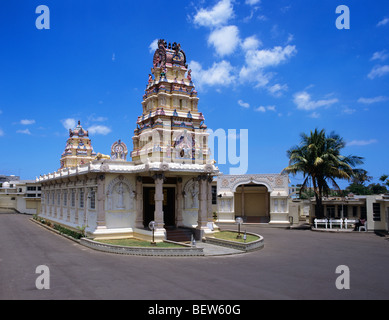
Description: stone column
xmin=52 ymin=189 xmax=58 ymax=218
xmin=207 ymin=175 xmax=213 ymax=223
xmin=241 ymin=185 xmax=245 ymax=218
xmin=96 ymin=174 xmax=106 ymax=229
xmin=66 ymin=189 xmax=70 ymax=222
xmin=75 ymin=188 xmax=79 ymax=224
xmin=348 ymin=205 xmax=352 ymax=218
xmin=153 ymin=173 xmax=165 ymax=229
xmin=135 ymin=176 xmax=144 ymax=228
xmin=176 ymin=177 xmax=184 ymax=227
xmin=59 ymin=189 xmax=63 ymax=220
xmin=197 ymin=175 xmax=208 ymax=228
xmin=82 ymin=186 xmax=87 ymax=226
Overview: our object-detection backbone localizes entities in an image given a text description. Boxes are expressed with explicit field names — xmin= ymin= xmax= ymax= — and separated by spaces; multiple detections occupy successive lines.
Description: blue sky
xmin=0 ymin=0 xmax=388 ymax=189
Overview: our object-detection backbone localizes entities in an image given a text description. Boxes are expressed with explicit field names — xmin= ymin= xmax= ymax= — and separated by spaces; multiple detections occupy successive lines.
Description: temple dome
xmin=69 ymin=120 xmax=89 ymax=137
xmin=153 ymin=39 xmax=187 ymax=69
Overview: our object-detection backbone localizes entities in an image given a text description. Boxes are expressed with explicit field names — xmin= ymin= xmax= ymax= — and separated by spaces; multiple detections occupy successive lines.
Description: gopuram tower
xmin=60 ymin=121 xmax=97 ymax=169
xmin=131 ymin=40 xmax=210 ymax=165
xmin=130 ymin=39 xmax=218 ymax=237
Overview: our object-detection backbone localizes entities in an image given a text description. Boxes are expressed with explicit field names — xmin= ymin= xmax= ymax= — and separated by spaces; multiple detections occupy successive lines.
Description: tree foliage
xmin=283 ymin=128 xmax=364 ymax=218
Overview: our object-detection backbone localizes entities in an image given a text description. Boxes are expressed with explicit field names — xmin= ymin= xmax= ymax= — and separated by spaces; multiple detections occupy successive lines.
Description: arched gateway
xmin=217 ymin=174 xmax=290 ymax=225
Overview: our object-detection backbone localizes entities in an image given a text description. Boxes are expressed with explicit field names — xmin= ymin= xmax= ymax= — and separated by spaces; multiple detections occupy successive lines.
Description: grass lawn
xmin=214 ymin=231 xmax=259 ymax=243
xmin=95 ymin=238 xmax=185 ymax=248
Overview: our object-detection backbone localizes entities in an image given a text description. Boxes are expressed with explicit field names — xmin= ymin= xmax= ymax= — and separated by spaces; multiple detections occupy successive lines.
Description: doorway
xmin=143 ymin=187 xmax=176 ymax=228
xmin=234 ymin=184 xmax=270 ymax=223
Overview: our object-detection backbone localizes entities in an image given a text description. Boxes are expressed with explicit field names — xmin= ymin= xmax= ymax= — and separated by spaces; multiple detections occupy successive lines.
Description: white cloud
xmin=87 ymin=125 xmax=111 ymax=135
xmin=357 ymin=96 xmax=389 ymax=104
xmin=208 ymin=25 xmax=240 ymax=56
xmin=309 ymin=112 xmax=320 ymax=119
xmin=88 ymin=114 xmax=108 ymax=122
xmin=189 ymin=60 xmax=236 ymax=89
xmin=239 ymin=67 xmax=270 ymax=87
xmin=17 ymin=128 xmax=31 ymax=135
xmin=267 ymin=105 xmax=276 ymax=112
xmin=368 ymin=65 xmax=389 ymax=79
xmin=347 ymin=139 xmax=378 ymax=146
xmin=268 ymin=83 xmax=288 ymax=97
xmin=255 ymin=106 xmax=266 ymax=112
xmin=286 ymin=33 xmax=294 ymax=44
xmin=377 ymin=17 xmax=389 ymax=27
xmin=193 ymin=0 xmax=234 ymax=28
xmin=241 ymin=35 xmax=261 ymax=51
xmin=238 ymin=100 xmax=250 ymax=108
xmin=293 ymin=91 xmax=338 ymax=111
xmin=245 ymin=0 xmax=261 ymax=5
xmin=255 ymin=105 xmax=276 ymax=112
xmin=20 ymin=119 xmax=35 ymax=125
xmin=0 ymin=128 xmax=4 ymax=136
xmin=149 ymin=39 xmax=158 ymax=53
xmin=371 ymin=50 xmax=389 ymax=61
xmin=342 ymin=107 xmax=356 ymax=115
xmin=244 ymin=45 xmax=297 ymax=69
xmin=61 ymin=118 xmax=77 ymax=130
xmin=239 ymin=45 xmax=296 ymax=88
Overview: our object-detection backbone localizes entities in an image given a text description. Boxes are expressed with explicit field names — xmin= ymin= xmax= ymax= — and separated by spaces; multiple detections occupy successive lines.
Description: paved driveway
xmin=1 ymin=213 xmax=388 ymax=300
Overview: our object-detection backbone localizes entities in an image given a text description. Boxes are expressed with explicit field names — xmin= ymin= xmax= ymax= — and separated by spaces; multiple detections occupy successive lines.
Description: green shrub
xmin=53 ymin=224 xmax=83 ymax=239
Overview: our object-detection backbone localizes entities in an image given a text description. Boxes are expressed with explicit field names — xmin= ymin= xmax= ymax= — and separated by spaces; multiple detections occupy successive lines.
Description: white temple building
xmin=36 ymin=40 xmax=291 ymax=241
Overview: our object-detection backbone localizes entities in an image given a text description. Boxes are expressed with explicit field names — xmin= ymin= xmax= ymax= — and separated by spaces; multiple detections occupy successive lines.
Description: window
xmin=212 ymin=185 xmax=217 ymax=205
xmin=57 ymin=193 xmax=61 ymax=205
xmin=373 ymin=203 xmax=381 ymax=221
xmin=71 ymin=190 xmax=75 ymax=207
xmin=341 ymin=205 xmax=348 ymax=218
xmin=27 ymin=186 xmax=37 ymax=191
xmin=79 ymin=189 xmax=84 ymax=208
xmin=327 ymin=205 xmax=335 ymax=218
xmin=90 ymin=189 xmax=96 ymax=209
xmin=63 ymin=190 xmax=67 ymax=206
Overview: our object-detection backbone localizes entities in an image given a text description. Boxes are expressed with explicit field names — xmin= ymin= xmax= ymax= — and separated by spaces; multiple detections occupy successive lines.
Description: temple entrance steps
xmin=244 ymin=216 xmax=270 ymax=223
xmin=165 ymin=227 xmax=194 ymax=243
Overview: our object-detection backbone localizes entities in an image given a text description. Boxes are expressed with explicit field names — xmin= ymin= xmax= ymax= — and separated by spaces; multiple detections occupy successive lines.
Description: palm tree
xmin=283 ymin=129 xmax=364 ymax=218
xmin=351 ymin=169 xmax=372 ymax=186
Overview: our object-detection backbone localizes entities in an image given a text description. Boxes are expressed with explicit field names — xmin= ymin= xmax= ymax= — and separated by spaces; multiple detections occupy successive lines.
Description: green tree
xmin=346 ymin=169 xmax=373 ymax=195
xmin=379 ymin=174 xmax=389 ymax=191
xmin=346 ymin=183 xmax=372 ymax=195
xmin=283 ymin=128 xmax=364 ymax=218
xmin=368 ymin=183 xmax=388 ymax=194
xmin=351 ymin=169 xmax=372 ymax=186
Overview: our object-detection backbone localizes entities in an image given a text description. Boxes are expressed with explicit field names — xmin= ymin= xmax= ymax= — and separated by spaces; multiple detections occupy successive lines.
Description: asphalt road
xmin=1 ymin=213 xmax=388 ymax=300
